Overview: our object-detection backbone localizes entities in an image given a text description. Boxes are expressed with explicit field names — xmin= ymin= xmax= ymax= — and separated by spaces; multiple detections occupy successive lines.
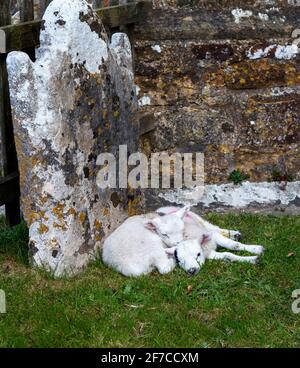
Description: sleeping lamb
xmin=157 ymin=206 xmax=265 ymax=269
xmin=102 ymin=206 xmax=204 ymax=277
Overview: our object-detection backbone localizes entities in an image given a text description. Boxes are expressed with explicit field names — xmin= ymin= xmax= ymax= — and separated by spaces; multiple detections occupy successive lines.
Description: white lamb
xmin=102 ymin=206 xmax=204 ymax=277
xmin=157 ymin=206 xmax=265 ymax=271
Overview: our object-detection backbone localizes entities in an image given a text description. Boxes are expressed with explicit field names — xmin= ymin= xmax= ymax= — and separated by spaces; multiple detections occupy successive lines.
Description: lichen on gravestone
xmin=7 ymin=0 xmax=140 ymax=276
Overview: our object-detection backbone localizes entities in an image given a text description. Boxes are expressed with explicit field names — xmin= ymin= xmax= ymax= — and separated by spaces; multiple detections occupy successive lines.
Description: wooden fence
xmin=0 ymin=0 xmax=149 ymax=227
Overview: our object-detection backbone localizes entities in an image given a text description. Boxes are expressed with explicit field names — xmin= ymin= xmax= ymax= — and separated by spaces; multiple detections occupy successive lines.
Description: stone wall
xmin=134 ymin=0 xmax=300 ymax=186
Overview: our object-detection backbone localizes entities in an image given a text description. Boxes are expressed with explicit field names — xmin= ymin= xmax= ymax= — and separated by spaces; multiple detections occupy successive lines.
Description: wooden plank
xmin=97 ymin=3 xmax=140 ymax=28
xmin=0 ymin=172 xmax=20 ymax=207
xmin=0 ymin=55 xmax=21 ymax=226
xmin=0 ymin=0 xmax=11 ymax=26
xmin=19 ymin=1 xmax=38 ymax=62
xmin=0 ymin=30 xmax=5 ymax=54
xmin=0 ymin=20 xmax=41 ymax=54
xmin=0 ymin=2 xmax=143 ymax=53
xmin=19 ymin=0 xmax=34 ymax=23
xmin=0 ymin=8 xmax=21 ymax=226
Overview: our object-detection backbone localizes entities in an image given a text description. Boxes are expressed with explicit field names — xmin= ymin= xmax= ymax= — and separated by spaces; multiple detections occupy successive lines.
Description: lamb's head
xmin=144 ymin=206 xmax=189 ymax=246
xmin=166 ymin=238 xmax=206 ymax=276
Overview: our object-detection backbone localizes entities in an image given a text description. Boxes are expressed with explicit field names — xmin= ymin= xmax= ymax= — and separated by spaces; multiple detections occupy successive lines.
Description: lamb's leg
xmin=187 ymin=211 xmax=242 ymax=240
xmin=155 ymin=257 xmax=176 ymax=275
xmin=207 ymin=250 xmax=259 ymax=264
xmin=220 ymin=229 xmax=242 ymax=241
xmin=213 ymin=233 xmax=265 ymax=255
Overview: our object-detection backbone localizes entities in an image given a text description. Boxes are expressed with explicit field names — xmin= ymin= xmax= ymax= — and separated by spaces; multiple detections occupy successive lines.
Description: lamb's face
xmin=148 ymin=214 xmax=185 ymax=247
xmin=170 ymin=239 xmax=204 ymax=276
xmin=145 ymin=206 xmax=189 ymax=247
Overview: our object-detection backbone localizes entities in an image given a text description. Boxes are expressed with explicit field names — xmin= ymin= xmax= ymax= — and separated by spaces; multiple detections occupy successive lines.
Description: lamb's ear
xmin=165 ymin=247 xmax=177 ymax=257
xmin=174 ymin=205 xmax=190 ymax=219
xmin=200 ymin=234 xmax=211 ymax=246
xmin=144 ymin=221 xmax=156 ymax=232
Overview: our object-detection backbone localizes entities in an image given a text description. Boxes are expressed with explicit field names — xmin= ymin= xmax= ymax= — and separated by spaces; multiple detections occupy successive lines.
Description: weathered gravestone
xmin=7 ymin=0 xmax=140 ymax=276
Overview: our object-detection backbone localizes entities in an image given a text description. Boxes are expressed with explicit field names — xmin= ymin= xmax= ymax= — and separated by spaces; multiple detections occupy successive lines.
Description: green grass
xmin=0 ymin=214 xmax=300 ymax=347
xmin=228 ymin=169 xmax=250 ymax=185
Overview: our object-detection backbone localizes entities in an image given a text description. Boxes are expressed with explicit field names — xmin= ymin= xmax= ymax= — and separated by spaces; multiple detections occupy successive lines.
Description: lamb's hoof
xmin=252 ymin=246 xmax=265 ymax=255
xmin=247 ymin=256 xmax=260 ymax=265
xmin=254 ymin=256 xmax=261 ymax=265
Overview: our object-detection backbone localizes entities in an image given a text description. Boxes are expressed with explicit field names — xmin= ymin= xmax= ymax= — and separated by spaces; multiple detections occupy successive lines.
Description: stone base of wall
xmin=144 ymin=181 xmax=300 ymax=215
